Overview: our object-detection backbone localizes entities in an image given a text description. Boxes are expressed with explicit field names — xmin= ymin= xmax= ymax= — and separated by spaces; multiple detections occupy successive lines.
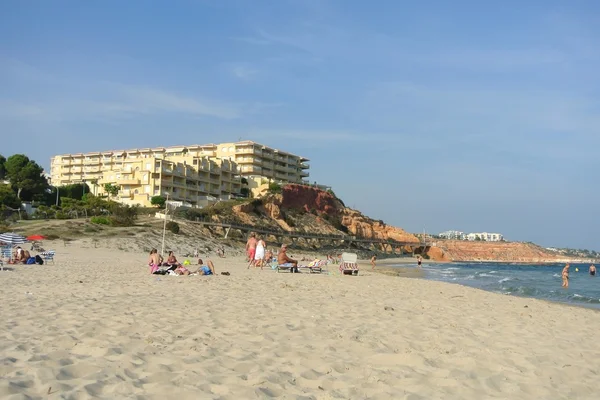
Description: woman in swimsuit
xmin=561 ymin=264 xmax=570 ymax=288
xmin=165 ymin=251 xmax=181 ymax=267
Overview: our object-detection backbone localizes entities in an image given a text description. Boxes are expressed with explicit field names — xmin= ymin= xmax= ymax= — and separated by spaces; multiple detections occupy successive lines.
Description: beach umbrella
xmin=26 ymin=235 xmax=46 ymax=241
xmin=0 ymin=232 xmax=27 ymax=245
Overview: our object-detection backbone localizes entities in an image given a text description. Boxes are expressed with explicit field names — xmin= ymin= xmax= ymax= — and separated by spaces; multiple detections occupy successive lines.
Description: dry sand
xmin=1 ymin=241 xmax=599 ymax=399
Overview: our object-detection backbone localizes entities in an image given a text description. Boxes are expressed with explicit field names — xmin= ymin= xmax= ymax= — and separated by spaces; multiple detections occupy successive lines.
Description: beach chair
xmin=1 ymin=246 xmax=12 ymax=271
xmin=41 ymin=250 xmax=55 ymax=264
xmin=276 ymin=263 xmax=296 ymax=273
xmin=299 ymin=259 xmax=327 ymax=274
xmin=339 ymin=252 xmax=359 ymax=275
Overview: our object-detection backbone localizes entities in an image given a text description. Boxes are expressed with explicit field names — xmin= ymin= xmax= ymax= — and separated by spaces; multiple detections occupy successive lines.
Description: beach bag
xmin=35 ymin=255 xmax=44 ymax=265
xmin=26 ymin=257 xmax=36 ymax=265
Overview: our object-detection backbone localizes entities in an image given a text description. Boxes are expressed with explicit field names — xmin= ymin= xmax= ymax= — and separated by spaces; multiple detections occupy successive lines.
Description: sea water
xmin=403 ymin=262 xmax=600 ymax=309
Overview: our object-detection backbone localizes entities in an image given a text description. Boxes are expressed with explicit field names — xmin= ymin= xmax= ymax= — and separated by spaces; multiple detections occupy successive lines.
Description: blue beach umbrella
xmin=0 ymin=232 xmax=27 ymax=246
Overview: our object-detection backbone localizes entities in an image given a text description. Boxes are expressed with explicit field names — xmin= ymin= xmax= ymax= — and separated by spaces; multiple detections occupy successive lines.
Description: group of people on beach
xmin=148 ymin=248 xmax=216 ymax=276
xmin=245 ymin=233 xmax=301 ymax=271
xmin=6 ymin=246 xmax=43 ymax=265
xmin=561 ymin=263 xmax=596 ymax=288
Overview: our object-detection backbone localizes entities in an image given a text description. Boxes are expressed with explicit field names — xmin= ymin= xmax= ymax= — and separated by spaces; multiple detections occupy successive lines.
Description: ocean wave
xmin=552 ymin=273 xmax=560 ymax=278
xmin=498 ymin=277 xmax=512 ymax=283
xmin=477 ymin=273 xmax=496 ymax=278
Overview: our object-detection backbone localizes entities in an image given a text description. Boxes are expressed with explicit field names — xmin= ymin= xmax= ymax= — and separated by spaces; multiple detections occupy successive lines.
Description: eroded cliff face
xmin=231 ymin=184 xmax=419 ymax=243
xmin=428 ymin=240 xmax=576 ymax=263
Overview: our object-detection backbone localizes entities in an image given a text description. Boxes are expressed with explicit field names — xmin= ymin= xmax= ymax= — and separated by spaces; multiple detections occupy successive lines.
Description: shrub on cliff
xmin=267 ymin=182 xmax=282 ymax=194
xmin=90 ymin=216 xmax=111 ymax=225
xmin=166 ymin=221 xmax=180 ymax=234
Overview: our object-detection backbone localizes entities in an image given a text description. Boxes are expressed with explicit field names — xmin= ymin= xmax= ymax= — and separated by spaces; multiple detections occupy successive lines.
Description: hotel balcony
xmin=300 ymin=171 xmax=309 ymax=178
xmin=240 ymin=165 xmax=262 ymax=174
xmin=236 ymin=148 xmax=262 ymax=155
xmin=300 ymin=162 xmax=309 ymax=169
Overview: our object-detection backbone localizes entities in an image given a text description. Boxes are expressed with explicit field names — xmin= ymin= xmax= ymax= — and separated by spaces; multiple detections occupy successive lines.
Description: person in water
xmin=561 ymin=264 xmax=570 ymax=288
xmin=590 ymin=264 xmax=596 ymax=276
xmin=417 ymin=255 xmax=423 ymax=268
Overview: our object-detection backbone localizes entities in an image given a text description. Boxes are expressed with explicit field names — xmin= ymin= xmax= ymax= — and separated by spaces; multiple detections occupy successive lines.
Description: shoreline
xmin=373 ymin=260 xmax=600 ymax=312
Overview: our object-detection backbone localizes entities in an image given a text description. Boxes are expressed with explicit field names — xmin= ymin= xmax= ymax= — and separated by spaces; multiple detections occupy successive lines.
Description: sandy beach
xmin=1 ymin=241 xmax=598 ymax=399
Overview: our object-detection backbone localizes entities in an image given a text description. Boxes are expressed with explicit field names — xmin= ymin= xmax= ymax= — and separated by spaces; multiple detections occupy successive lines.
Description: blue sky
xmin=1 ymin=0 xmax=598 ymax=250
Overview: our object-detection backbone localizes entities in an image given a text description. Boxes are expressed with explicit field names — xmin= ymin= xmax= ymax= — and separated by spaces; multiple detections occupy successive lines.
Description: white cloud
xmin=0 ymin=83 xmax=247 ymax=123
xmin=229 ymin=64 xmax=258 ymax=81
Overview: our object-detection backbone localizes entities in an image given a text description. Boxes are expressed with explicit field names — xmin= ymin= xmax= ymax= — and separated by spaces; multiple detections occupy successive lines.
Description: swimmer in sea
xmin=590 ymin=264 xmax=596 ymax=276
xmin=561 ymin=264 xmax=570 ymax=288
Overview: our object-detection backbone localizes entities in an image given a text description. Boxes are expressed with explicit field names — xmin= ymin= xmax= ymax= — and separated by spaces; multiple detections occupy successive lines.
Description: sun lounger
xmin=276 ymin=263 xmax=298 ymax=273
xmin=298 ymin=259 xmax=328 ymax=274
xmin=339 ymin=252 xmax=359 ymax=275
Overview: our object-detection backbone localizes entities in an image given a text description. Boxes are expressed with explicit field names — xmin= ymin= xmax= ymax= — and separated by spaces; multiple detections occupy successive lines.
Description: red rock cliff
xmin=428 ymin=240 xmax=581 ymax=263
xmin=232 ymin=184 xmax=419 ymax=243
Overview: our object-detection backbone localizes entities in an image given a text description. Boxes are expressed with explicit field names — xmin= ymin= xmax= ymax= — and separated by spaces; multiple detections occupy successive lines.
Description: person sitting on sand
xmin=562 ymin=264 xmax=570 ymax=288
xmin=278 ymin=244 xmax=298 ymax=272
xmin=195 ymin=258 xmax=216 ymax=275
xmin=148 ymin=248 xmax=163 ymax=274
xmin=165 ymin=251 xmax=181 ymax=267
xmin=590 ymin=264 xmax=596 ymax=276
xmin=265 ymin=249 xmax=274 ymax=263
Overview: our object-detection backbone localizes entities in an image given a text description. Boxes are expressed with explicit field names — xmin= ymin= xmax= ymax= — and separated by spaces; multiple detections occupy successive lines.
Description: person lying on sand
xmin=174 ymin=264 xmax=190 ymax=275
xmin=195 ymin=259 xmax=216 ymax=275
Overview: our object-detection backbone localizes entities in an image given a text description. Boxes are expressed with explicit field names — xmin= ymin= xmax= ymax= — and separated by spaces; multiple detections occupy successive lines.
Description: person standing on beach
xmin=562 ymin=264 xmax=570 ymax=288
xmin=371 ymin=255 xmax=377 ymax=270
xmin=245 ymin=233 xmax=257 ymax=266
xmin=590 ymin=264 xmax=596 ymax=276
xmin=417 ymin=255 xmax=423 ymax=268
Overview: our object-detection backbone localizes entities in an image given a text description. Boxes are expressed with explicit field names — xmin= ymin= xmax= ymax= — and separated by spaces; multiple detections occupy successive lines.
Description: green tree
xmin=0 ymin=184 xmax=20 ymax=209
xmin=0 ymin=155 xmax=6 ymax=180
xmin=240 ymin=187 xmax=250 ymax=198
xmin=103 ymin=183 xmax=119 ymax=197
xmin=4 ymin=154 xmax=48 ymax=200
xmin=58 ymin=183 xmax=89 ymax=200
xmin=151 ymin=195 xmax=166 ymax=208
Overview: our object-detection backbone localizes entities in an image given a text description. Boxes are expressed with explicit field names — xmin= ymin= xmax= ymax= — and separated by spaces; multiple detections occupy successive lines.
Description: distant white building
xmin=466 ymin=232 xmax=504 ymax=242
xmin=439 ymin=230 xmax=466 ymax=240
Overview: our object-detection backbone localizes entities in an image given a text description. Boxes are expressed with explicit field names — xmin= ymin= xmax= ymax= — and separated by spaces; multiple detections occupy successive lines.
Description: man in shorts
xmin=246 ymin=233 xmax=257 ymax=265
xmin=277 ymin=244 xmax=298 ymax=273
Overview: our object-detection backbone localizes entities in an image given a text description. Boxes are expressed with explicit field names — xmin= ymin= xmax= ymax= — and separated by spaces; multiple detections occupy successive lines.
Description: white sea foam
xmin=478 ymin=273 xmax=496 ymax=278
xmin=498 ymin=277 xmax=512 ymax=283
